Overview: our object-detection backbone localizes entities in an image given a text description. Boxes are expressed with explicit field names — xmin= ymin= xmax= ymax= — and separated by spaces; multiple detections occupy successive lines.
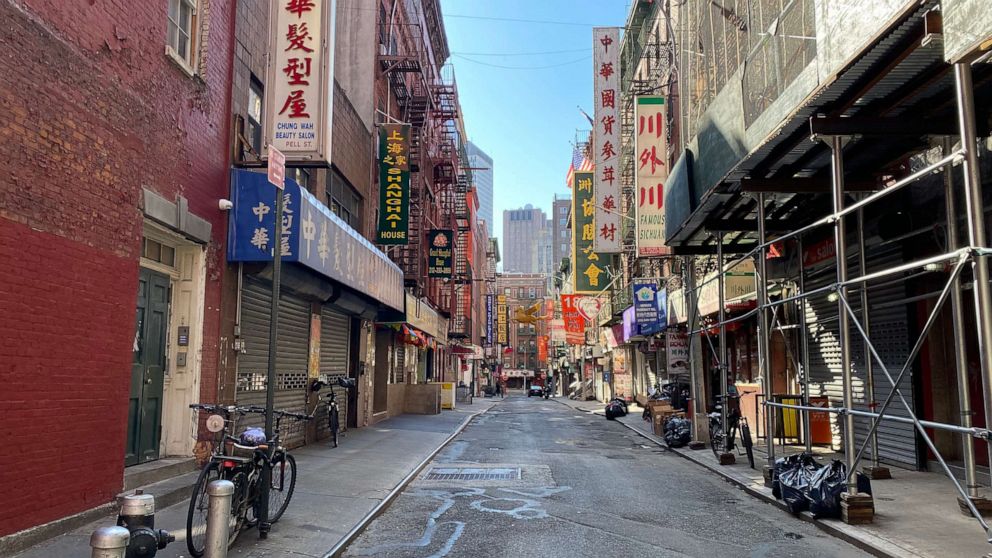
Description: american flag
xmin=565 ymin=145 xmax=593 ymax=188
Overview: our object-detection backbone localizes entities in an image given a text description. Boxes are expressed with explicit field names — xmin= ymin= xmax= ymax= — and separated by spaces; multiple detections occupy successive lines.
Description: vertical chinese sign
xmin=635 ymin=96 xmax=670 ymax=256
xmin=265 ymin=0 xmax=334 ymax=165
xmin=537 ymin=336 xmax=549 ymax=364
xmin=496 ymin=294 xmax=508 ymax=345
xmin=593 ymin=27 xmax=620 ymax=253
xmin=485 ymin=294 xmax=494 ymax=347
xmin=427 ymin=229 xmax=453 ymax=277
xmin=572 ymin=171 xmax=609 ymax=293
xmin=376 ymin=124 xmax=411 ymax=244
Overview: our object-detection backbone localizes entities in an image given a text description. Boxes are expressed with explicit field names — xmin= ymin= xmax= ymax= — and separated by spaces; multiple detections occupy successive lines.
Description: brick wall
xmin=0 ymin=0 xmax=234 ymax=536
xmin=332 ymin=80 xmax=374 ymax=239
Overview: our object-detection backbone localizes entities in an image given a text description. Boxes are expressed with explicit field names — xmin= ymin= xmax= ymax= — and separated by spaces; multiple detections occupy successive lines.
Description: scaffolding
xmin=674 ymin=62 xmax=992 ymax=540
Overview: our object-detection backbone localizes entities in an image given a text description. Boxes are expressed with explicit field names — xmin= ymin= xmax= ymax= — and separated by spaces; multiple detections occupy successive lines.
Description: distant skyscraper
xmin=552 ymin=196 xmax=572 ymax=273
xmin=503 ymin=205 xmax=547 ymax=273
xmin=466 ymin=141 xmax=494 ymax=228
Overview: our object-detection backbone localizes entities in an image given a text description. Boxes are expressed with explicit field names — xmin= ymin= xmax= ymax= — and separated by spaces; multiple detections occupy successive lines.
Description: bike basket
xmin=190 ymin=407 xmax=235 ymax=443
xmin=278 ymin=415 xmax=310 ymax=448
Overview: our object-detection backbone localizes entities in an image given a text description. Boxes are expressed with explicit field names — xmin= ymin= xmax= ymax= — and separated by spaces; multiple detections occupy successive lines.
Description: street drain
xmin=424 ymin=467 xmax=522 ymax=481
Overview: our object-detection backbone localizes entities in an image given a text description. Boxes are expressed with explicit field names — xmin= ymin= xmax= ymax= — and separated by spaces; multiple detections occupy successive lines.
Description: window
xmin=247 ymin=76 xmax=263 ymax=155
xmin=560 ymin=207 xmax=568 ymax=215
xmin=560 ymin=243 xmax=568 ymax=252
xmin=166 ymin=0 xmax=199 ymax=73
xmin=528 ymin=287 xmax=535 ymax=299
xmin=143 ymin=238 xmax=176 ymax=267
xmin=290 ymin=167 xmax=310 ymax=189
xmin=560 ymin=230 xmax=568 ymax=238
xmin=328 ymin=169 xmax=362 ymax=231
xmin=558 ymin=218 xmax=567 ymax=226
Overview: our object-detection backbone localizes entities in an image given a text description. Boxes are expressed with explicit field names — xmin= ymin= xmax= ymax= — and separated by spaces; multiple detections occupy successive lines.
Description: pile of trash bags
xmin=604 ymin=397 xmax=628 ymax=420
xmin=663 ymin=417 xmax=692 ymax=448
xmin=772 ymin=452 xmax=872 ymax=517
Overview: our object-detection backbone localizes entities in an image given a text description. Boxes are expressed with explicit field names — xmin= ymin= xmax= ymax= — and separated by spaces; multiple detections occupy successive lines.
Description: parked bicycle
xmin=309 ymin=376 xmax=357 ymax=448
xmin=708 ymin=393 xmax=755 ymax=468
xmin=185 ymin=403 xmax=311 ymax=556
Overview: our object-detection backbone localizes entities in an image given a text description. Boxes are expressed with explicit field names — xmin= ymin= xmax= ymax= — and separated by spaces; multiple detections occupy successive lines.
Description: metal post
xmin=686 ymin=256 xmax=707 ymax=442
xmin=944 ymin=136 xmax=981 ymax=500
xmin=205 ymin=480 xmax=234 ymax=558
xmin=956 ymin=62 xmax=992 ymax=476
xmin=830 ymin=136 xmax=857 ymax=495
xmin=797 ymin=236 xmax=813 ymax=453
xmin=756 ymin=193 xmax=775 ymax=469
xmin=717 ymin=234 xmax=730 ymax=456
xmin=89 ymin=526 xmax=129 ymax=558
xmin=857 ymin=206 xmax=883 ymax=474
xmin=260 ymin=187 xmax=283 ymax=537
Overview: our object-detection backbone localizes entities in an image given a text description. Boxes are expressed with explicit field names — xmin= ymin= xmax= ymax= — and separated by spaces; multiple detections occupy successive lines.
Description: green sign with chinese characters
xmin=376 ymin=124 xmax=411 ymax=244
xmin=572 ymin=171 xmax=611 ymax=293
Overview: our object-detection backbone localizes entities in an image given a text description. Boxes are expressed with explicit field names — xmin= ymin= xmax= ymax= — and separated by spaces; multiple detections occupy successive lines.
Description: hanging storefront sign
xmin=376 ymin=124 xmax=411 ymax=244
xmin=621 ymin=306 xmax=638 ymax=343
xmin=427 ymin=229 xmax=454 ymax=277
xmin=550 ymin=319 xmax=566 ymax=342
xmin=308 ymin=313 xmax=321 ymax=379
xmin=632 ymin=278 xmax=666 ymax=335
xmin=666 ymin=330 xmax=689 ymax=375
xmin=560 ymin=295 xmax=585 ymax=341
xmin=634 ymin=96 xmax=670 ymax=256
xmin=576 ymin=296 xmax=603 ymax=323
xmin=572 ymin=171 xmax=610 ymax=293
xmin=228 ymin=170 xmax=404 ymax=313
xmin=264 ymin=0 xmax=334 ymax=166
xmin=485 ymin=294 xmax=495 ymax=347
xmin=496 ymin=294 xmax=508 ymax=345
xmin=697 ymin=259 xmax=756 ymax=317
xmin=593 ymin=26 xmax=620 ymax=253
xmin=538 ymin=336 xmax=549 ymax=363
xmin=397 ymin=293 xmax=448 ymax=342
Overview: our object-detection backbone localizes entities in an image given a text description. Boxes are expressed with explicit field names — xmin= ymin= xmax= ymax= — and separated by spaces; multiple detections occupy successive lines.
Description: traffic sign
xmin=267 ymin=145 xmax=286 ymax=190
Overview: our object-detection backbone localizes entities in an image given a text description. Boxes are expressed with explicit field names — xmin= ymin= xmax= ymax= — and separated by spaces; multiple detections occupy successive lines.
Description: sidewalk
xmin=554 ymin=397 xmax=992 ymax=558
xmin=13 ymin=399 xmax=497 ymax=558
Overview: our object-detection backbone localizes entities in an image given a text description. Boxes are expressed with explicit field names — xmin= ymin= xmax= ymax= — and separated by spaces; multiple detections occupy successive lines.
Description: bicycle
xmin=309 ymin=376 xmax=356 ymax=448
xmin=708 ymin=394 xmax=755 ymax=468
xmin=185 ymin=403 xmax=311 ymax=557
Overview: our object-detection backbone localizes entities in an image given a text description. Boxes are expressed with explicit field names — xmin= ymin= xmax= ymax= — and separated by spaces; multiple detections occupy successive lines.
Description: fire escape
xmin=431 ymin=69 xmax=461 ymax=327
xmin=450 ymin=134 xmax=473 ymax=341
xmin=377 ymin=22 xmax=432 ymax=288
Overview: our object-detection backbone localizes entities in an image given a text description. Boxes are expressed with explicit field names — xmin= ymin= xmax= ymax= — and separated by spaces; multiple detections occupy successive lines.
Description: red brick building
xmin=0 ymin=0 xmax=235 ymax=540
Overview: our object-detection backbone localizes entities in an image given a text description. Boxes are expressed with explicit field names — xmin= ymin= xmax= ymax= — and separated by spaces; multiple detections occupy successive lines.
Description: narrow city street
xmin=343 ymin=396 xmax=868 ymax=558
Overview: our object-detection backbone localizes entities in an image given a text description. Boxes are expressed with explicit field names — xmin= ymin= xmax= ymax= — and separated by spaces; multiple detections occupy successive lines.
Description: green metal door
xmin=126 ymin=268 xmax=170 ymax=466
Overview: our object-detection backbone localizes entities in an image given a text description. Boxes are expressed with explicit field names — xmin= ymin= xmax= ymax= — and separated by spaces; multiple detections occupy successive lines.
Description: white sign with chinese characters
xmin=593 ymin=27 xmax=620 ymax=253
xmin=635 ymin=96 xmax=670 ymax=257
xmin=264 ymin=0 xmax=335 ymax=166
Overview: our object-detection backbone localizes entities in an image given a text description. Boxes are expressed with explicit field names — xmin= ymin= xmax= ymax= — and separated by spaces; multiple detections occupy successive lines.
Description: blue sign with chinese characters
xmin=228 ymin=169 xmax=404 ymax=313
xmin=632 ymin=279 xmax=667 ymax=336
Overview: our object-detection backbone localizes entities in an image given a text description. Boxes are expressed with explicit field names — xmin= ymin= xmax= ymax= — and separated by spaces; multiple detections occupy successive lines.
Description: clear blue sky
xmin=439 ymin=0 xmax=629 ymax=246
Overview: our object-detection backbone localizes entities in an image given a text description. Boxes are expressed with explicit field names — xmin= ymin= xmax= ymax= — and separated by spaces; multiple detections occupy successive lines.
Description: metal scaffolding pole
xmin=717 ymin=234 xmax=730 ymax=456
xmin=756 ymin=193 xmax=775 ymax=470
xmin=686 ymin=256 xmax=707 ymax=442
xmin=797 ymin=237 xmax=813 ymax=453
xmin=944 ymin=136 xmax=981 ymax=500
xmin=956 ymin=62 xmax=992 ymax=476
xmin=829 ymin=136 xmax=857 ymax=495
xmin=857 ymin=206 xmax=883 ymax=473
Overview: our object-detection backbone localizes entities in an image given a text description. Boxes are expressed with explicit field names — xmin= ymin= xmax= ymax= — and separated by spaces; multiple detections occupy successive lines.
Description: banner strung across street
xmin=496 ymin=294 xmax=508 ymax=345
xmin=376 ymin=124 xmax=411 ymax=244
xmin=264 ymin=0 xmax=334 ymax=166
xmin=427 ymin=229 xmax=453 ymax=277
xmin=593 ymin=27 xmax=621 ymax=253
xmin=572 ymin=171 xmax=610 ymax=293
xmin=635 ymin=96 xmax=670 ymax=256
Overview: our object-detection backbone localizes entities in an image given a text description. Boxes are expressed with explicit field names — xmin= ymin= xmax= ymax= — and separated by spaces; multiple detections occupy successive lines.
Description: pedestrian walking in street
xmin=496 ymin=381 xmax=503 ymax=399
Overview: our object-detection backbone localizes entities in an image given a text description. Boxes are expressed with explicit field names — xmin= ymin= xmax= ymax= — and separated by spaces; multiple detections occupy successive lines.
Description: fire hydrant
xmin=115 ymin=491 xmax=175 ymax=557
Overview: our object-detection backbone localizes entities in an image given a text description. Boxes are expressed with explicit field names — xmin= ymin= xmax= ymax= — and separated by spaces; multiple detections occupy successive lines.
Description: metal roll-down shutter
xmin=318 ymin=305 xmax=351 ymax=436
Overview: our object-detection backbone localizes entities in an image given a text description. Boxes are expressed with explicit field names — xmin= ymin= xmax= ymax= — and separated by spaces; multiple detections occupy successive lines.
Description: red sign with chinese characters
xmin=561 ymin=295 xmax=586 ymax=345
xmin=593 ymin=27 xmax=621 ymax=253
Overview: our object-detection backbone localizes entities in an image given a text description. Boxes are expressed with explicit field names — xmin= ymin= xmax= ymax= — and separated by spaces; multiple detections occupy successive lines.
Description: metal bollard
xmin=204 ymin=480 xmax=235 ymax=558
xmin=90 ymin=526 xmax=129 ymax=558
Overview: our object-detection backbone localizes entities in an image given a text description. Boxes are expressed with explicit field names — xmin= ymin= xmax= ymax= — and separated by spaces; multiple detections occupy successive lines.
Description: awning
xmin=385 ymin=293 xmax=448 ymax=345
xmin=227 ymin=170 xmax=404 ymax=313
xmin=452 ymin=344 xmax=484 ymax=360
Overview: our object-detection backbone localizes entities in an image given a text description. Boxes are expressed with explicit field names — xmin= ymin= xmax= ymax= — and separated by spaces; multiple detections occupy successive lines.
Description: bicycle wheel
xmin=329 ymin=408 xmax=339 ymax=448
xmin=186 ymin=462 xmax=243 ymax=557
xmin=267 ymin=452 xmax=297 ymax=522
xmin=709 ymin=422 xmax=724 ymax=459
xmin=739 ymin=420 xmax=756 ymax=469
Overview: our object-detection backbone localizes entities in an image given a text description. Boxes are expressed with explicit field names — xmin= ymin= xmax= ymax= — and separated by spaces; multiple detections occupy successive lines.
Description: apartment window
xmin=560 ymin=230 xmax=568 ymax=238
xmin=559 ymin=218 xmax=567 ymax=226
xmin=560 ymin=243 xmax=568 ymax=252
xmin=328 ymin=169 xmax=362 ymax=231
xmin=528 ymin=287 xmax=535 ymax=299
xmin=166 ymin=0 xmax=198 ymax=73
xmin=559 ymin=207 xmax=568 ymax=215
xmin=503 ymin=288 xmax=511 ymax=295
xmin=290 ymin=167 xmax=310 ymax=189
xmin=247 ymin=76 xmax=263 ymax=155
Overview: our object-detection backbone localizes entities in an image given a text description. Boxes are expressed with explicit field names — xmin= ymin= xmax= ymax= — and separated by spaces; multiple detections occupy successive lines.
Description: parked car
xmin=527 ymin=385 xmax=544 ymax=397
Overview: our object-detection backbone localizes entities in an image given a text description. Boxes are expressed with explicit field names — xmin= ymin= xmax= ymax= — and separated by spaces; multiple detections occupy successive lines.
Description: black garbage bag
xmin=605 ymin=401 xmax=626 ymax=420
xmin=663 ymin=417 xmax=692 ymax=448
xmin=779 ymin=463 xmax=819 ymax=514
xmin=772 ymin=452 xmax=816 ymax=499
xmin=808 ymin=460 xmax=874 ymax=518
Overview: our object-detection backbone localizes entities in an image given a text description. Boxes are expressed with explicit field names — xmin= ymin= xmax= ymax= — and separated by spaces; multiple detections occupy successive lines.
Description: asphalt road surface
xmin=342 ymin=396 xmax=869 ymax=558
